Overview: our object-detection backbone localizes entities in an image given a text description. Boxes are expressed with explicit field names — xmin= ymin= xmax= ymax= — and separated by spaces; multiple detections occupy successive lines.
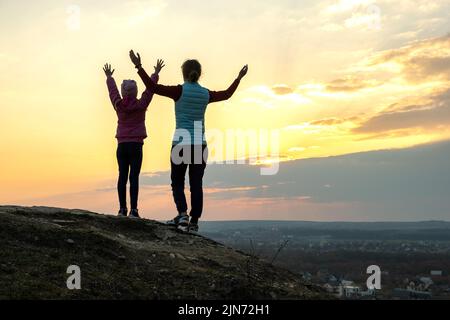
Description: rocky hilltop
xmin=0 ymin=206 xmax=327 ymax=299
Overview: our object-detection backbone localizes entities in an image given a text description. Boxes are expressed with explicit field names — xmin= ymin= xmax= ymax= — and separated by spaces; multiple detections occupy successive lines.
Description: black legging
xmin=171 ymin=144 xmax=208 ymax=220
xmin=117 ymin=142 xmax=143 ymax=210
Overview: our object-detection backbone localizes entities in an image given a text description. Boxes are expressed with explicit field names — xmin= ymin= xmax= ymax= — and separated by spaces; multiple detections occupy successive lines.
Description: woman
xmin=103 ymin=60 xmax=165 ymax=218
xmin=129 ymin=50 xmax=248 ymax=232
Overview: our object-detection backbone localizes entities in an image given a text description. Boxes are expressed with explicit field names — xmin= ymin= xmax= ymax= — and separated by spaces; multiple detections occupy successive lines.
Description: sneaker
xmin=177 ymin=215 xmax=190 ymax=231
xmin=129 ymin=209 xmax=140 ymax=219
xmin=118 ymin=208 xmax=127 ymax=217
xmin=188 ymin=222 xmax=199 ymax=234
xmin=166 ymin=213 xmax=189 ymax=228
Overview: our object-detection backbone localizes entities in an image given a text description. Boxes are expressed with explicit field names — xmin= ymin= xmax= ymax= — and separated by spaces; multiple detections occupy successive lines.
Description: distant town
xmin=202 ymin=221 xmax=450 ymax=300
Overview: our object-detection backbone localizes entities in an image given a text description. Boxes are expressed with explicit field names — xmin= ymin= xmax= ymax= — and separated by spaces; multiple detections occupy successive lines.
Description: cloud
xmin=366 ymin=34 xmax=450 ymax=82
xmin=295 ymin=35 xmax=449 ymax=97
xmin=291 ymin=34 xmax=450 ymax=140
xmin=354 ymin=88 xmax=450 ymax=133
xmin=319 ymin=0 xmax=382 ymax=32
xmin=284 ymin=123 xmax=325 ymax=135
xmin=326 ymin=76 xmax=383 ymax=92
xmin=21 ymin=140 xmax=450 ymax=221
xmin=242 ymin=85 xmax=311 ymax=108
xmin=134 ymin=139 xmax=450 ymax=220
xmin=288 ymin=147 xmax=306 ymax=153
xmin=284 ymin=117 xmax=359 ymax=133
xmin=343 ymin=5 xmax=381 ymax=30
xmin=272 ymin=85 xmax=294 ymax=95
xmin=323 ymin=0 xmax=376 ymax=15
xmin=288 ymin=146 xmax=322 ymax=154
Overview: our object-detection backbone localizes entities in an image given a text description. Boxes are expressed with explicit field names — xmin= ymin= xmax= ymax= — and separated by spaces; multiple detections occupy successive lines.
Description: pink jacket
xmin=106 ymin=74 xmax=159 ymax=144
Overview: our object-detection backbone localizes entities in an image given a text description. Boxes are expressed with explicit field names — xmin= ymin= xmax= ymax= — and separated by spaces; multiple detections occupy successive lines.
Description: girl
xmin=103 ymin=60 xmax=165 ymax=218
xmin=128 ymin=50 xmax=248 ymax=232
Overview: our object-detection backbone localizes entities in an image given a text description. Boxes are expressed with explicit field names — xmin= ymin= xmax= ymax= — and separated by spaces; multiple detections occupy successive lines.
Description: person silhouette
xmin=103 ymin=60 xmax=165 ymax=218
xmin=129 ymin=50 xmax=248 ymax=232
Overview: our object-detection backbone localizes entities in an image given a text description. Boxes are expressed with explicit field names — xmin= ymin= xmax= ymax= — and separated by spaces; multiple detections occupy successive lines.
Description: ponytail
xmin=188 ymin=70 xmax=200 ymax=82
xmin=182 ymin=59 xmax=202 ymax=83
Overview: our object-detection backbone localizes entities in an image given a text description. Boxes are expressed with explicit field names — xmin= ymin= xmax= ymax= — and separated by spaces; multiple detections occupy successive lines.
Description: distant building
xmin=329 ymin=275 xmax=339 ymax=284
xmin=359 ymin=289 xmax=376 ymax=297
xmin=323 ymin=283 xmax=340 ymax=296
xmin=419 ymin=277 xmax=433 ymax=288
xmin=302 ymin=272 xmax=312 ymax=281
xmin=316 ymin=269 xmax=330 ymax=281
xmin=392 ymin=288 xmax=432 ymax=300
xmin=340 ymin=285 xmax=361 ymax=298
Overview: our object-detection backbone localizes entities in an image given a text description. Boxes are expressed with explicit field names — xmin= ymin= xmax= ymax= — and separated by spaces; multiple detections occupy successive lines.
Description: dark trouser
xmin=170 ymin=144 xmax=208 ymax=220
xmin=117 ymin=142 xmax=143 ymax=210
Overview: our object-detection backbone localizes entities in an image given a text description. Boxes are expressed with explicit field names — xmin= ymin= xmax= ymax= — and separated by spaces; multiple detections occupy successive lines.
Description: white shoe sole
xmin=177 ymin=225 xmax=189 ymax=232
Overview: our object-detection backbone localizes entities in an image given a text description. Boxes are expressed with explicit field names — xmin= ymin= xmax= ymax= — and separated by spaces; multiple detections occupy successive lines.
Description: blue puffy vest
xmin=173 ymin=82 xmax=210 ymax=145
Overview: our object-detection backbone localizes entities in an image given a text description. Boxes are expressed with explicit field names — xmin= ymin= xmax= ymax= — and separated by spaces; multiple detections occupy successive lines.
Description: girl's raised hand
xmin=103 ymin=63 xmax=115 ymax=77
xmin=154 ymin=59 xmax=165 ymax=75
xmin=129 ymin=50 xmax=142 ymax=68
xmin=238 ymin=65 xmax=249 ymax=80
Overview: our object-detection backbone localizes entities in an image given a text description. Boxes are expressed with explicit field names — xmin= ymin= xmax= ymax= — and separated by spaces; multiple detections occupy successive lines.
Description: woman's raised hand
xmin=103 ymin=63 xmax=115 ymax=77
xmin=129 ymin=50 xmax=142 ymax=68
xmin=154 ymin=59 xmax=165 ymax=75
xmin=238 ymin=65 xmax=249 ymax=80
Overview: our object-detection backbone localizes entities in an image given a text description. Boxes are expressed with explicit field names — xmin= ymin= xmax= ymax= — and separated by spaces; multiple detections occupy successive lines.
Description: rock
xmin=176 ymin=253 xmax=186 ymax=260
xmin=53 ymin=219 xmax=75 ymax=224
xmin=0 ymin=205 xmax=327 ymax=300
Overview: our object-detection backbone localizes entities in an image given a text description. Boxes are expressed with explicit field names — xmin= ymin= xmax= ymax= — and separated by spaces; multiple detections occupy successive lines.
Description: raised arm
xmin=137 ymin=73 xmax=159 ymax=111
xmin=137 ymin=66 xmax=182 ymax=101
xmin=138 ymin=59 xmax=166 ymax=110
xmin=103 ymin=63 xmax=122 ymax=111
xmin=130 ymin=50 xmax=182 ymax=101
xmin=209 ymin=65 xmax=248 ymax=103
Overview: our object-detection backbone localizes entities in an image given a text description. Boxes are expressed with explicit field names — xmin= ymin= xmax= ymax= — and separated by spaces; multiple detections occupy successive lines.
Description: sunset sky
xmin=1 ymin=0 xmax=449 ymax=220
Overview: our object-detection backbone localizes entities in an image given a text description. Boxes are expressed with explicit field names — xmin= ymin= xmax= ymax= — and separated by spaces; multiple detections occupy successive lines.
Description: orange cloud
xmin=366 ymin=34 xmax=450 ymax=82
xmin=354 ymin=89 xmax=450 ymax=134
xmin=272 ymin=85 xmax=294 ymax=95
xmin=326 ymin=77 xmax=382 ymax=92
